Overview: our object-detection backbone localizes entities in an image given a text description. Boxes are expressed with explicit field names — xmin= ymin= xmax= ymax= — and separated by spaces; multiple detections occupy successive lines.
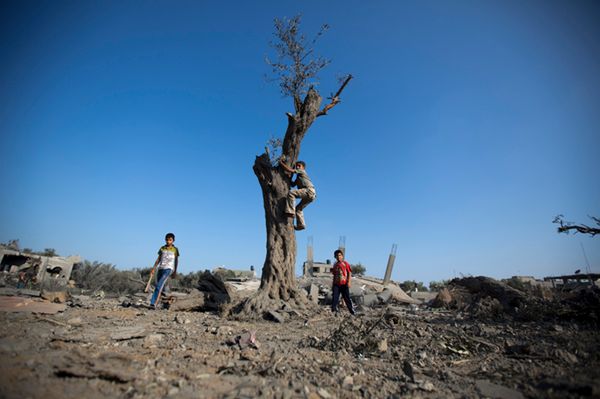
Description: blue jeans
xmin=150 ymin=268 xmax=172 ymax=306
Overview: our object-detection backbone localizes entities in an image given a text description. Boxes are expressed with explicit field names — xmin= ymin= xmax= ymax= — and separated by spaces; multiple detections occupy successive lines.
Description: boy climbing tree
xmin=280 ymin=159 xmax=316 ymax=231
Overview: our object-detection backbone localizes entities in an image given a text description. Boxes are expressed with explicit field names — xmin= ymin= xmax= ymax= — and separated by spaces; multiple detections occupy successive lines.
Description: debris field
xmin=1 ymin=276 xmax=599 ymax=399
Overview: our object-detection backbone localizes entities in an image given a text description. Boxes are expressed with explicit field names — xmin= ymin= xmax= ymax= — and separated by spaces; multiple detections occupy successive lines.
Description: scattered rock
xmin=174 ymin=314 xmax=190 ymax=324
xmin=226 ymin=330 xmax=260 ymax=350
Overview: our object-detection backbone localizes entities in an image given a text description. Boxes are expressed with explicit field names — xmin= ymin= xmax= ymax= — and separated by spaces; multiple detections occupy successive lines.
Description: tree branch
xmin=553 ymin=215 xmax=600 ymax=237
xmin=557 ymin=225 xmax=600 ymax=236
xmin=317 ymin=74 xmax=353 ymax=117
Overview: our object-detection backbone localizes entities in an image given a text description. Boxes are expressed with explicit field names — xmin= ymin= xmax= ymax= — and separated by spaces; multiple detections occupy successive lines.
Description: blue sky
xmin=1 ymin=0 xmax=599 ymax=284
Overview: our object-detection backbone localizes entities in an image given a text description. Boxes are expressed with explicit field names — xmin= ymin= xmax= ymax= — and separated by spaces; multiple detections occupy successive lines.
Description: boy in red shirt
xmin=331 ymin=249 xmax=355 ymax=315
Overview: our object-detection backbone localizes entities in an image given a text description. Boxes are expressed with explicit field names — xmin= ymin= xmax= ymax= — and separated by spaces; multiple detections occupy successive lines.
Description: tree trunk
xmin=233 ymin=88 xmax=323 ymax=318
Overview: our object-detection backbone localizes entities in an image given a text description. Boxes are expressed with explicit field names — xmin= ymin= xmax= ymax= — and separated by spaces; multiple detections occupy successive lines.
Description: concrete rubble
xmin=298 ymin=274 xmax=420 ymax=310
xmin=1 ymin=263 xmax=599 ymax=398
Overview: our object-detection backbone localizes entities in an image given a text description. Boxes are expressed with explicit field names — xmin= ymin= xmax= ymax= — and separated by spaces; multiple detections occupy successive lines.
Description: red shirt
xmin=332 ymin=261 xmax=351 ymax=286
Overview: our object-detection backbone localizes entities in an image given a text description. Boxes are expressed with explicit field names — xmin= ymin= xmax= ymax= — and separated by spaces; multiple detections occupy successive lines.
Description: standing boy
xmin=149 ymin=233 xmax=179 ymax=309
xmin=280 ymin=159 xmax=316 ymax=230
xmin=331 ymin=249 xmax=355 ymax=315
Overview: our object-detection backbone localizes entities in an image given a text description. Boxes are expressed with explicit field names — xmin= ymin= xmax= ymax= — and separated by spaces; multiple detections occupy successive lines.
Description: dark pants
xmin=332 ymin=284 xmax=355 ymax=314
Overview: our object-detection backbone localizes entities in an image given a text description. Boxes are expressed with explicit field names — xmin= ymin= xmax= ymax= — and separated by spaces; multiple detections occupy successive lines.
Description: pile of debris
xmin=298 ymin=275 xmax=419 ymax=309
xmin=431 ymin=276 xmax=600 ymax=323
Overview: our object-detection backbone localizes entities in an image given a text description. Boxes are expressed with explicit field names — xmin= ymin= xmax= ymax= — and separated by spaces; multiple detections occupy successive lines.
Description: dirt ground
xmin=1 ymin=293 xmax=598 ymax=399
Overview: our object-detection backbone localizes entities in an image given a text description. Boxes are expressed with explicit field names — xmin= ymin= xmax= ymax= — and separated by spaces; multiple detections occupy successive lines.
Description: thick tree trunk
xmin=233 ymin=89 xmax=323 ymax=318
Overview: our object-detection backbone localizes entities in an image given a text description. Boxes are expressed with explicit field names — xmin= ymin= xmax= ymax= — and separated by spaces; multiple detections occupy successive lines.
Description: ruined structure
xmin=0 ymin=246 xmax=80 ymax=291
xmin=303 ymin=260 xmax=332 ymax=277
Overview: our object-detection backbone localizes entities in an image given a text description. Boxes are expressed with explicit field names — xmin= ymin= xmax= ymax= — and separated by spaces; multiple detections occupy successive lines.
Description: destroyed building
xmin=0 ymin=245 xmax=81 ymax=291
xmin=302 ymin=260 xmax=332 ymax=277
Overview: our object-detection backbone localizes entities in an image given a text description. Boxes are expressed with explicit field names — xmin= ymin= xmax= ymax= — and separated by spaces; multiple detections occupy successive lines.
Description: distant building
xmin=303 ymin=260 xmax=332 ymax=277
xmin=543 ymin=273 xmax=600 ymax=288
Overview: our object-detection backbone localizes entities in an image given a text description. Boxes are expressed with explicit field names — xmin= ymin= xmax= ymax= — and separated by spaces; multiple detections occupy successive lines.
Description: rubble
xmin=298 ymin=274 xmax=419 ymax=310
xmin=1 ymin=269 xmax=599 ymax=398
xmin=431 ymin=276 xmax=600 ymax=323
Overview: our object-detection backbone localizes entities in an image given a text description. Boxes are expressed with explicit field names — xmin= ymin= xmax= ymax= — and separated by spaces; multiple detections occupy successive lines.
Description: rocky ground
xmin=1 ymin=286 xmax=599 ymax=399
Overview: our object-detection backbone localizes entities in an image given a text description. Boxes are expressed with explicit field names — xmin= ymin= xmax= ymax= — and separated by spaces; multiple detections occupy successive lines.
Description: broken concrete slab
xmin=377 ymin=288 xmax=392 ymax=303
xmin=0 ymin=296 xmax=66 ymax=314
xmin=475 ymin=379 xmax=524 ymax=399
xmin=362 ymin=293 xmax=379 ymax=307
xmin=109 ymin=326 xmax=148 ymax=341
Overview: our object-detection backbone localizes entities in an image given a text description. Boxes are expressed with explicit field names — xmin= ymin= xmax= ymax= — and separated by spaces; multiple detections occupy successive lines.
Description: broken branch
xmin=553 ymin=215 xmax=600 ymax=237
xmin=317 ymin=74 xmax=353 ymax=117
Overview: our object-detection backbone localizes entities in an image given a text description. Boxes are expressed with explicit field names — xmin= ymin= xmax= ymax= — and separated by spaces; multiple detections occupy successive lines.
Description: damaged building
xmin=0 ymin=245 xmax=81 ymax=291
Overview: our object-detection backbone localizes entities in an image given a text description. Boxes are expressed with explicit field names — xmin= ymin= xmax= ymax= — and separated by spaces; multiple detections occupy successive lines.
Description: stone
xmin=378 ymin=338 xmax=388 ymax=353
xmin=143 ymin=334 xmax=164 ymax=348
xmin=431 ymin=288 xmax=452 ymax=308
xmin=41 ymin=291 xmax=68 ymax=303
xmin=342 ymin=376 xmax=354 ymax=389
xmin=174 ymin=314 xmax=190 ymax=324
xmin=266 ymin=310 xmax=286 ymax=323
xmin=419 ymin=381 xmax=435 ymax=392
xmin=362 ymin=294 xmax=379 ymax=307
xmin=67 ymin=317 xmax=83 ymax=326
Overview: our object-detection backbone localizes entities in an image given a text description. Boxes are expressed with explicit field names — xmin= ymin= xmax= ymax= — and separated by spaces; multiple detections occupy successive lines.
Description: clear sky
xmin=1 ymin=0 xmax=599 ymax=285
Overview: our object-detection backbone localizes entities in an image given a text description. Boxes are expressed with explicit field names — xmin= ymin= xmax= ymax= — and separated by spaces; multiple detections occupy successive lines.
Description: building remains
xmin=0 ymin=245 xmax=81 ymax=291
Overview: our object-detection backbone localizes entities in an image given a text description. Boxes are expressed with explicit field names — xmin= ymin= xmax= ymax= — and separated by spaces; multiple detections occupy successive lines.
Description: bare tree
xmin=553 ymin=215 xmax=600 ymax=237
xmin=234 ymin=16 xmax=352 ymax=318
